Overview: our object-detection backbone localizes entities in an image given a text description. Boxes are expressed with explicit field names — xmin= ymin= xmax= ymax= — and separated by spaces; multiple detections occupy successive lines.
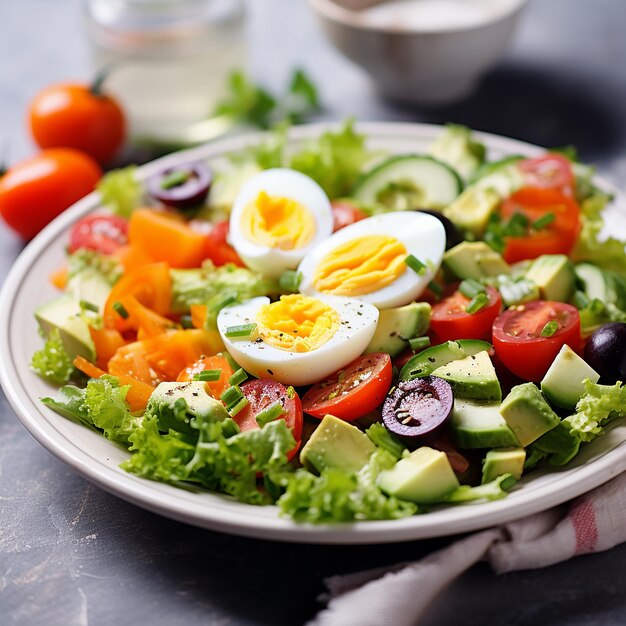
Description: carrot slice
xmin=113 ymin=244 xmax=154 ymax=272
xmin=128 ymin=209 xmax=207 ymax=269
xmin=177 ymin=354 xmax=235 ymax=398
xmin=103 ymin=261 xmax=172 ymax=332
xmin=89 ymin=326 xmax=127 ymax=371
xmin=73 ymin=355 xmax=153 ymax=412
xmin=119 ymin=294 xmax=175 ymax=339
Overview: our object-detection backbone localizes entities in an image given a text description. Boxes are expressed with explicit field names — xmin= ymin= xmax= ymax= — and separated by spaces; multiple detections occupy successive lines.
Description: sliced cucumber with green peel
xmin=353 ymin=155 xmax=463 ymax=211
xmin=399 ymin=339 xmax=492 ymax=381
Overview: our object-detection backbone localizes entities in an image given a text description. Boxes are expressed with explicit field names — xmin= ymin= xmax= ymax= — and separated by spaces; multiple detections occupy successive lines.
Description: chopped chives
xmin=279 ymin=270 xmax=302 ymax=293
xmin=193 ymin=369 xmax=222 ymax=382
xmin=112 ymin=301 xmax=129 ymax=319
xmin=405 ymin=255 xmax=427 ymax=275
xmin=79 ymin=300 xmax=99 ymax=313
xmin=428 ymin=280 xmax=444 ymax=298
xmin=255 ymin=402 xmax=285 ymax=427
xmin=459 ymin=279 xmax=486 ymax=299
xmin=160 ymin=169 xmax=191 ymax=189
xmin=504 ymin=212 xmax=529 ymax=236
xmin=229 ymin=368 xmax=248 ymax=386
xmin=225 ymin=323 xmax=257 ymax=338
xmin=409 ymin=336 xmax=431 ymax=352
xmin=228 ymin=397 xmax=249 ymax=417
xmin=541 ymin=320 xmax=559 ymax=337
xmin=465 ymin=292 xmax=489 ymax=314
xmin=532 ymin=212 xmax=556 ymax=230
xmin=221 ymin=385 xmax=244 ymax=408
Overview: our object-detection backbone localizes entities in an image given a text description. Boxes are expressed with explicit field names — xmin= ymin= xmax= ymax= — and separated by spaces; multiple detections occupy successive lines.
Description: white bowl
xmin=308 ymin=0 xmax=528 ymax=104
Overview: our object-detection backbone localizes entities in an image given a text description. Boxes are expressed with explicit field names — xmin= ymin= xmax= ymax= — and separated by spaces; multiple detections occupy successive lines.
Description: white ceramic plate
xmin=2 ymin=122 xmax=626 ymax=544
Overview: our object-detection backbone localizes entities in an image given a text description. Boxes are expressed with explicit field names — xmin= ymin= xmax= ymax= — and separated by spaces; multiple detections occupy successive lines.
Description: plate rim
xmin=2 ymin=120 xmax=625 ymax=544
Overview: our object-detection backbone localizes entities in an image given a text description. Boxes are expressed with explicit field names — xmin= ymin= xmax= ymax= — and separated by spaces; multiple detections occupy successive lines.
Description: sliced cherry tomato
xmin=204 ymin=220 xmax=244 ymax=267
xmin=518 ymin=154 xmax=574 ymax=191
xmin=331 ymin=200 xmax=367 ymax=232
xmin=68 ymin=214 xmax=128 ymax=254
xmin=430 ymin=286 xmax=502 ymax=343
xmin=492 ymin=301 xmax=581 ymax=381
xmin=235 ymin=379 xmax=303 ymax=461
xmin=0 ymin=149 xmax=102 ymax=240
xmin=302 ymin=353 xmax=392 ymax=422
xmin=177 ymin=354 xmax=234 ymax=399
xmin=500 ymin=187 xmax=581 ymax=263
xmin=29 ymin=81 xmax=126 ymax=165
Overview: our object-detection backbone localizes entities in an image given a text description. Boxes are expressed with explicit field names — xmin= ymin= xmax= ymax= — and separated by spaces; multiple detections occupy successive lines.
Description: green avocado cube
xmin=300 ymin=415 xmax=376 ymax=475
xmin=443 ymin=241 xmax=510 ymax=280
xmin=499 ymin=383 xmax=560 ymax=447
xmin=525 ymin=254 xmax=576 ymax=302
xmin=481 ymin=448 xmax=526 ymax=484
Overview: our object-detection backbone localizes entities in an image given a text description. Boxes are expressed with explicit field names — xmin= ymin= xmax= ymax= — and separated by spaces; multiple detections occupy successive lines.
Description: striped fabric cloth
xmin=309 ymin=472 xmax=626 ymax=626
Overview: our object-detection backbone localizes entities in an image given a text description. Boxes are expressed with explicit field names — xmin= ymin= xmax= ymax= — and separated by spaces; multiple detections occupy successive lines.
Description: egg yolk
xmin=313 ymin=235 xmax=408 ymax=296
xmin=241 ymin=191 xmax=316 ymax=250
xmin=256 ymin=294 xmax=340 ymax=353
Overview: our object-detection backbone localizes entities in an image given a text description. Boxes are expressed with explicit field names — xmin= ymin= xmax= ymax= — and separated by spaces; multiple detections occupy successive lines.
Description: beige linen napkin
xmin=309 ymin=472 xmax=626 ymax=626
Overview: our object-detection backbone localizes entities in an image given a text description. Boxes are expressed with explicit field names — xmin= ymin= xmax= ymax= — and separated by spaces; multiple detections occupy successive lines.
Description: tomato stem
xmin=90 ymin=61 xmax=119 ymax=97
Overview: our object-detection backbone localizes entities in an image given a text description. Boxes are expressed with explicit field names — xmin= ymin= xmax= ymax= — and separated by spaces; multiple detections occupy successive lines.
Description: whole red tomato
xmin=0 ymin=149 xmax=102 ymax=240
xmin=29 ymin=81 xmax=126 ymax=165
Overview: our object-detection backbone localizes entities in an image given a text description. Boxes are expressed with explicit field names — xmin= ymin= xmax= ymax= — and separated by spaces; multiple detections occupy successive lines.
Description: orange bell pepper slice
xmin=177 ymin=354 xmax=235 ymax=398
xmin=128 ymin=208 xmax=207 ymax=269
xmin=89 ymin=326 xmax=127 ymax=371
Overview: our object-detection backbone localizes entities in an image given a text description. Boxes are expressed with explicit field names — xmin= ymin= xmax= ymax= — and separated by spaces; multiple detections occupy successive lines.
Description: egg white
xmin=217 ymin=296 xmax=379 ymax=386
xmin=298 ymin=211 xmax=446 ymax=309
xmin=229 ymin=168 xmax=334 ymax=278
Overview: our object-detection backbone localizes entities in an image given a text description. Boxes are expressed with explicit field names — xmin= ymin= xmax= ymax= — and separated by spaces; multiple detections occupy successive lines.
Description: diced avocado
xmin=442 ymin=187 xmax=501 ymax=237
xmin=531 ymin=421 xmax=581 ymax=466
xmin=428 ymin=124 xmax=486 ymax=181
xmin=541 ymin=344 xmax=600 ymax=410
xmin=450 ymin=398 xmax=519 ymax=449
xmin=496 ymin=277 xmax=540 ymax=307
xmin=300 ymin=414 xmax=376 ymax=475
xmin=481 ymin=448 xmax=526 ymax=484
xmin=35 ymin=295 xmax=96 ymax=361
xmin=148 ymin=381 xmax=229 ymax=434
xmin=499 ymin=383 xmax=560 ymax=447
xmin=365 ymin=302 xmax=431 ymax=357
xmin=400 ymin=339 xmax=492 ymax=381
xmin=525 ymin=254 xmax=576 ymax=302
xmin=377 ymin=446 xmax=460 ymax=504
xmin=431 ymin=350 xmax=502 ymax=402
xmin=67 ymin=268 xmax=112 ymax=313
xmin=443 ymin=241 xmax=510 ymax=280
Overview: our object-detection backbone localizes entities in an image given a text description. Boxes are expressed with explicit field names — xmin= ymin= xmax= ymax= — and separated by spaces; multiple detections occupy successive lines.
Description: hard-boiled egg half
xmin=229 ymin=168 xmax=334 ymax=278
xmin=217 ymin=294 xmax=379 ymax=386
xmin=298 ymin=211 xmax=446 ymax=309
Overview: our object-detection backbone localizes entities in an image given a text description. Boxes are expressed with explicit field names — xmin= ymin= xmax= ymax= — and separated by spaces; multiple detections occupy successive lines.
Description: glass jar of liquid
xmin=85 ymin=0 xmax=246 ymax=147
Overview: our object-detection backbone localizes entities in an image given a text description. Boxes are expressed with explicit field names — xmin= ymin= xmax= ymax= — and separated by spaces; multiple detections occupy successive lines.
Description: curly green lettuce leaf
xmin=428 ymin=123 xmax=485 ymax=181
xmin=31 ymin=328 xmax=74 ymax=384
xmin=571 ymin=193 xmax=626 ymax=272
xmin=275 ymin=449 xmax=418 ymax=522
xmin=288 ymin=119 xmax=372 ymax=199
xmin=42 ymin=376 xmax=139 ymax=443
xmin=442 ymin=474 xmax=516 ymax=503
xmin=365 ymin=422 xmax=407 ymax=460
xmin=97 ymin=166 xmax=143 ymax=219
xmin=124 ymin=414 xmax=295 ymax=505
xmin=170 ymin=261 xmax=279 ymax=319
xmin=563 ymin=380 xmax=626 ymax=443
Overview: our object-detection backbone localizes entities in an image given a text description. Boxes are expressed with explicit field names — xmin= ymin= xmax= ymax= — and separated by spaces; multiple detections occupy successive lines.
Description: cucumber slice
xmin=399 ymin=339 xmax=492 ymax=381
xmin=353 ymin=155 xmax=463 ymax=211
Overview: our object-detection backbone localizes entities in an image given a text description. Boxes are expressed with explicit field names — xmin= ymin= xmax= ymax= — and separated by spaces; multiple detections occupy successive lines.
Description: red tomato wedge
xmin=204 ymin=220 xmax=245 ymax=267
xmin=177 ymin=354 xmax=235 ymax=399
xmin=331 ymin=200 xmax=367 ymax=232
xmin=430 ymin=286 xmax=502 ymax=344
xmin=302 ymin=353 xmax=392 ymax=422
xmin=500 ymin=187 xmax=581 ymax=263
xmin=68 ymin=214 xmax=128 ymax=254
xmin=235 ymin=379 xmax=303 ymax=461
xmin=518 ymin=154 xmax=574 ymax=191
xmin=492 ymin=301 xmax=581 ymax=382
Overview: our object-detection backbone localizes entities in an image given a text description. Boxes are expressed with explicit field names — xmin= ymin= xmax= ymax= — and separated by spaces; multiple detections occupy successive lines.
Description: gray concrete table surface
xmin=1 ymin=1 xmax=626 ymax=624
